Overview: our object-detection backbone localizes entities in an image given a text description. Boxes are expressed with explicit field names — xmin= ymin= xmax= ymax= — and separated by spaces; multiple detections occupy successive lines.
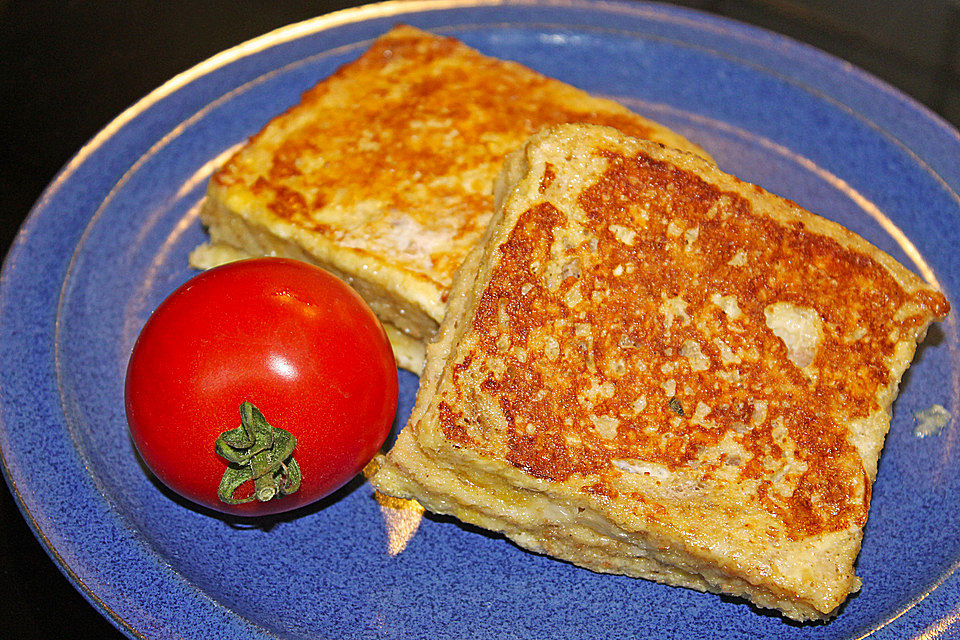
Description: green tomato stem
xmin=215 ymin=402 xmax=301 ymax=505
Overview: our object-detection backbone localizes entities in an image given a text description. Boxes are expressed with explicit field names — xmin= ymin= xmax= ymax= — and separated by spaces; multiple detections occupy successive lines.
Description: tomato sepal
xmin=214 ymin=402 xmax=302 ymax=505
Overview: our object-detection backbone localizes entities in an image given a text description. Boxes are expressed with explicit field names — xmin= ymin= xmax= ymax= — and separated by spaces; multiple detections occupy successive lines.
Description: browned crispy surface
xmin=373 ymin=124 xmax=949 ymax=619
xmin=199 ymin=25 xmax=710 ymax=334
xmin=447 ymin=150 xmax=947 ymax=536
xmin=220 ymin=28 xmax=688 ymax=288
xmin=441 ymin=149 xmax=948 ymax=539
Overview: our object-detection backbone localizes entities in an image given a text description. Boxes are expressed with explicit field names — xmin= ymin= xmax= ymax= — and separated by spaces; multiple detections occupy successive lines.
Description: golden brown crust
xmin=373 ymin=124 xmax=949 ymax=620
xmin=194 ymin=25 xmax=711 ymax=366
xmin=464 ymin=146 xmax=944 ymax=537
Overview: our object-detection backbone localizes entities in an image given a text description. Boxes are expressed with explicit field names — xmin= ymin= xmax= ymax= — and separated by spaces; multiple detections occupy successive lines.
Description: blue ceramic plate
xmin=2 ymin=1 xmax=959 ymax=638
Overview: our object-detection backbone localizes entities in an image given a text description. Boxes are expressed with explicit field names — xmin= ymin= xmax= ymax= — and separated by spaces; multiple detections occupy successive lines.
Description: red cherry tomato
xmin=124 ymin=258 xmax=398 ymax=516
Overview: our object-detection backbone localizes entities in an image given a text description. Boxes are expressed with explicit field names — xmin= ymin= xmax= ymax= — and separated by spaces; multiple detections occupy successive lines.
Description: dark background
xmin=2 ymin=1 xmax=959 ymax=638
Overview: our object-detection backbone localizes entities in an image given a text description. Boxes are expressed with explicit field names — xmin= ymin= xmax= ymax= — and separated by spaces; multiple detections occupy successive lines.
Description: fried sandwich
xmin=371 ymin=124 xmax=950 ymax=620
xmin=189 ymin=25 xmax=709 ymax=371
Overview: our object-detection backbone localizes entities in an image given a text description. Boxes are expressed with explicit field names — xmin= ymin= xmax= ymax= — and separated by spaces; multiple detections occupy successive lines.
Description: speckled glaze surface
xmin=2 ymin=1 xmax=959 ymax=638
